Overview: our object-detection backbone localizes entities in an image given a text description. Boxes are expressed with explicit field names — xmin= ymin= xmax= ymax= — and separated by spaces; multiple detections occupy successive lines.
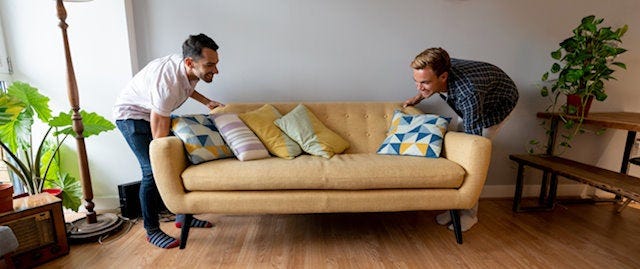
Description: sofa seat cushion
xmin=182 ymin=153 xmax=465 ymax=191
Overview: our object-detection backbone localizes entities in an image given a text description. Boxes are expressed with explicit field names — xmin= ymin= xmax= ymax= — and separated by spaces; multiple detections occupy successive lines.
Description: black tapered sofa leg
xmin=179 ymin=214 xmax=193 ymax=249
xmin=449 ymin=210 xmax=463 ymax=244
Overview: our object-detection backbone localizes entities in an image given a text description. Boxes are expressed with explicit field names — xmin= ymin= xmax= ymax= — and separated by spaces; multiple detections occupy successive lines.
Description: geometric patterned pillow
xmin=377 ymin=110 xmax=451 ymax=158
xmin=171 ymin=114 xmax=233 ymax=164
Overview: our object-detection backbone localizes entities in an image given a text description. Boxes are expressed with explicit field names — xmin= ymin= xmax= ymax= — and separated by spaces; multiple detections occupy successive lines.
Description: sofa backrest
xmin=214 ymin=102 xmax=423 ymax=154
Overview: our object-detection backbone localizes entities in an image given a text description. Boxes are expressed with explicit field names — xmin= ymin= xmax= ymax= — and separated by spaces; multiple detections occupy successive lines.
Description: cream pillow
xmin=238 ymin=104 xmax=302 ymax=159
xmin=274 ymin=104 xmax=349 ymax=158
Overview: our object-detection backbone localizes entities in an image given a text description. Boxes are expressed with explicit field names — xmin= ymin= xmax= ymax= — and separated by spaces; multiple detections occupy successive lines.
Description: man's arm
xmin=190 ymin=90 xmax=224 ymax=110
xmin=460 ymin=93 xmax=484 ymax=136
xmin=150 ymin=111 xmax=171 ymax=139
xmin=402 ymin=93 xmax=425 ymax=108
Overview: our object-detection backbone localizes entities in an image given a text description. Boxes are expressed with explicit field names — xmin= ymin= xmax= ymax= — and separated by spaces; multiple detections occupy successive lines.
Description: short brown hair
xmin=410 ymin=47 xmax=451 ymax=76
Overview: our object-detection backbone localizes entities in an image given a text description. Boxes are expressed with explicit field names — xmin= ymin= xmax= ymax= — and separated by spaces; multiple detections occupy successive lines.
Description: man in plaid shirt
xmin=404 ymin=47 xmax=518 ymax=231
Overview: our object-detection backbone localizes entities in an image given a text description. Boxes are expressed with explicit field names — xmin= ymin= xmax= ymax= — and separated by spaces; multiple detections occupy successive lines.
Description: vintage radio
xmin=4 ymin=211 xmax=57 ymax=253
xmin=0 ymin=193 xmax=69 ymax=268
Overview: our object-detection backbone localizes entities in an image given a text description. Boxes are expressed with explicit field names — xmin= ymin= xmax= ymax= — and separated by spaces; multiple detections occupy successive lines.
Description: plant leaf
xmin=540 ymin=86 xmax=549 ymax=97
xmin=594 ymin=91 xmax=607 ymax=101
xmin=0 ymin=112 xmax=33 ymax=152
xmin=565 ymin=69 xmax=584 ymax=82
xmin=0 ymin=95 xmax=25 ymax=125
xmin=612 ymin=62 xmax=626 ymax=70
xmin=46 ymin=172 xmax=82 ymax=211
xmin=50 ymin=110 xmax=115 ymax=138
xmin=7 ymin=81 xmax=52 ymax=123
xmin=551 ymin=50 xmax=562 ymax=60
xmin=581 ymin=15 xmax=595 ymax=25
xmin=618 ymin=24 xmax=628 ymax=37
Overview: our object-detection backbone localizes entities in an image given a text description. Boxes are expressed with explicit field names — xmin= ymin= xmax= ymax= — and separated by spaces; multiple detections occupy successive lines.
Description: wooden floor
xmin=26 ymin=199 xmax=640 ymax=268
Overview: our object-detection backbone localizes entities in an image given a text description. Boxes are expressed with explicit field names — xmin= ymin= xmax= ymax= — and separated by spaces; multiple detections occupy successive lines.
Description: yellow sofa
xmin=150 ymin=102 xmax=492 ymax=248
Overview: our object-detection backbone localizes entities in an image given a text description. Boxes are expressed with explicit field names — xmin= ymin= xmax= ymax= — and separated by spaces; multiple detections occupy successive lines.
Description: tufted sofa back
xmin=214 ymin=102 xmax=422 ymax=154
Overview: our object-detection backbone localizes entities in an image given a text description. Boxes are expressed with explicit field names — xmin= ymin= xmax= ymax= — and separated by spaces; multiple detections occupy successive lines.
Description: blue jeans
xmin=116 ymin=119 xmax=165 ymax=234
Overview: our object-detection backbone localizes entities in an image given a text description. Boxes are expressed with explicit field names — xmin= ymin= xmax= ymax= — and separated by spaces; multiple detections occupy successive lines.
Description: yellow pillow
xmin=274 ymin=104 xmax=350 ymax=158
xmin=238 ymin=104 xmax=302 ymax=159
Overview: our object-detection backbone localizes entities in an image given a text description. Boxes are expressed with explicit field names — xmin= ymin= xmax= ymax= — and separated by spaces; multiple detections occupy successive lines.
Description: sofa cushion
xmin=377 ymin=110 xmax=451 ymax=158
xmin=210 ymin=113 xmax=270 ymax=161
xmin=275 ymin=104 xmax=350 ymax=158
xmin=171 ymin=114 xmax=233 ymax=164
xmin=238 ymin=104 xmax=302 ymax=159
xmin=182 ymin=153 xmax=465 ymax=191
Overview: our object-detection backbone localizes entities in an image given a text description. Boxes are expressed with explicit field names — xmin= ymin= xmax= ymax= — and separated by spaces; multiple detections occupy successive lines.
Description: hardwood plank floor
xmin=22 ymin=199 xmax=640 ymax=269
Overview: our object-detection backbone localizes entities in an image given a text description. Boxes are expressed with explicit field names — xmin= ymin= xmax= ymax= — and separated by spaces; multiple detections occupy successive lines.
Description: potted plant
xmin=0 ymin=81 xmax=115 ymax=211
xmin=535 ymin=15 xmax=627 ymax=151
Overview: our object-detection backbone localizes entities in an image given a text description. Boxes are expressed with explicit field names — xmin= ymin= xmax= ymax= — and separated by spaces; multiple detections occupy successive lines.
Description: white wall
xmin=1 ymin=0 xmax=639 ymax=208
xmin=131 ymin=0 xmax=640 ymax=188
xmin=0 ymin=0 xmax=135 ymax=209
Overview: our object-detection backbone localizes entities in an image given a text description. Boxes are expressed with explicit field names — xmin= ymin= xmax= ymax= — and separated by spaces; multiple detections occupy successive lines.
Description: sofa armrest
xmin=442 ymin=132 xmax=492 ymax=208
xmin=150 ymin=136 xmax=189 ymax=213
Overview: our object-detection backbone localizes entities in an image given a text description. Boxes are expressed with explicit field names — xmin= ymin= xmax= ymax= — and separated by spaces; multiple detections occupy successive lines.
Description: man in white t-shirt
xmin=113 ymin=33 xmax=223 ymax=249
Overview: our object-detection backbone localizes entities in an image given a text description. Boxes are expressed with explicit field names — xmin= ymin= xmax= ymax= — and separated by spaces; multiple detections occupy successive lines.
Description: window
xmin=0 ymin=14 xmax=11 ymax=92
xmin=0 ymin=14 xmax=10 ymax=182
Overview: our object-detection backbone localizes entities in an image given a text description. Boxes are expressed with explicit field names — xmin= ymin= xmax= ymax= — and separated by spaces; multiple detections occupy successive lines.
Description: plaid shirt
xmin=439 ymin=59 xmax=519 ymax=135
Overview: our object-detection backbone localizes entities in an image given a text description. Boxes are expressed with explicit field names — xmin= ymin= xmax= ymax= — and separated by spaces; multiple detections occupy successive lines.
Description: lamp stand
xmin=56 ymin=0 xmax=122 ymax=241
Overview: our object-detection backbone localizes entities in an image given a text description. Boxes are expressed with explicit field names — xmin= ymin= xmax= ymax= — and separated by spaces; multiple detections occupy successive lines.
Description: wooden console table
xmin=511 ymin=112 xmax=640 ymax=212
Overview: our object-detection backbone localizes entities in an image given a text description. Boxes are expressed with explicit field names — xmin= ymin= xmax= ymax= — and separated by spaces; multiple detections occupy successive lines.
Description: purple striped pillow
xmin=210 ymin=113 xmax=270 ymax=161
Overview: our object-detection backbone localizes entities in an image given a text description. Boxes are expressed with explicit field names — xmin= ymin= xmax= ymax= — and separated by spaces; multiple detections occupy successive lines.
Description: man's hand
xmin=402 ymin=93 xmax=425 ymax=108
xmin=190 ymin=90 xmax=224 ymax=110
xmin=206 ymin=100 xmax=225 ymax=110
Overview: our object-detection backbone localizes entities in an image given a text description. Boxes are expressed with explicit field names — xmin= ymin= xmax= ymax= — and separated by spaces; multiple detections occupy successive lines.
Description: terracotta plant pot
xmin=0 ymin=183 xmax=14 ymax=213
xmin=43 ymin=188 xmax=63 ymax=199
xmin=566 ymin=94 xmax=594 ymax=117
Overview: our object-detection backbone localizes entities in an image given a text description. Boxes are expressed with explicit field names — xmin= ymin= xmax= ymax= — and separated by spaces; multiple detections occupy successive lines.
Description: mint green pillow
xmin=274 ymin=104 xmax=349 ymax=158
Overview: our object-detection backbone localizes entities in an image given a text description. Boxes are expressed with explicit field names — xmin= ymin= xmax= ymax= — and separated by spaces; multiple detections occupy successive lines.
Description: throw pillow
xmin=210 ymin=113 xmax=270 ymax=161
xmin=238 ymin=104 xmax=302 ymax=159
xmin=377 ymin=110 xmax=451 ymax=158
xmin=274 ymin=104 xmax=350 ymax=158
xmin=171 ymin=114 xmax=233 ymax=164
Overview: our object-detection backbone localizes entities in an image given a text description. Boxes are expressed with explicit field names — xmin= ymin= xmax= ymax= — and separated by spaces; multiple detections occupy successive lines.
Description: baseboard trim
xmin=480 ymin=184 xmax=592 ymax=198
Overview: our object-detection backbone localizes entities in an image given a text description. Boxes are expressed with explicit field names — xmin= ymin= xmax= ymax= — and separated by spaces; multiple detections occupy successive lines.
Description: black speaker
xmin=117 ymin=181 xmax=169 ymax=219
xmin=118 ymin=181 xmax=141 ymax=219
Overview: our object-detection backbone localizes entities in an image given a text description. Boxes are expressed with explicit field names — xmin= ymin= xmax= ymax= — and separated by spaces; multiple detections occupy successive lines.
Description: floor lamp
xmin=55 ymin=0 xmax=122 ymax=240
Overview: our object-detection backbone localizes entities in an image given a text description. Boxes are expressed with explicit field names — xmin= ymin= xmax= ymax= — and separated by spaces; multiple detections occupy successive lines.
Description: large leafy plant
xmin=533 ymin=15 xmax=627 ymax=152
xmin=0 ymin=81 xmax=115 ymax=211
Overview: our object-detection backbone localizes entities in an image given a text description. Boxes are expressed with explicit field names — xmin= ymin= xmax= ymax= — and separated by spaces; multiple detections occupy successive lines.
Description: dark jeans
xmin=116 ymin=119 xmax=167 ymax=234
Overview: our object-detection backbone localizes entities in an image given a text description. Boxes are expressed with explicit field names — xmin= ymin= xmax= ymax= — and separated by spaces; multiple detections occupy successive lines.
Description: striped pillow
xmin=211 ymin=113 xmax=270 ymax=161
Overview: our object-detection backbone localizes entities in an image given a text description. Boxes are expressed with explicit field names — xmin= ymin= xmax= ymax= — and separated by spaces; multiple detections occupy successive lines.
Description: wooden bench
xmin=509 ymin=154 xmax=640 ymax=212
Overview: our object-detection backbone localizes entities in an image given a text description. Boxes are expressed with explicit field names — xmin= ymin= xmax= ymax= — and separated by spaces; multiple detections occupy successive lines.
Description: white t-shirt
xmin=113 ymin=54 xmax=197 ymax=121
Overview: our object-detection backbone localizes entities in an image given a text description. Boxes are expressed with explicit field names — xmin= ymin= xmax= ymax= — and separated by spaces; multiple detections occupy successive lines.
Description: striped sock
xmin=146 ymin=230 xmax=180 ymax=249
xmin=175 ymin=217 xmax=214 ymax=228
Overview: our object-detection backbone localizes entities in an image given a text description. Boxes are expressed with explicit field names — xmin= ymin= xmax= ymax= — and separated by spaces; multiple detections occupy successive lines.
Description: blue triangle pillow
xmin=377 ymin=110 xmax=451 ymax=158
xmin=171 ymin=114 xmax=233 ymax=164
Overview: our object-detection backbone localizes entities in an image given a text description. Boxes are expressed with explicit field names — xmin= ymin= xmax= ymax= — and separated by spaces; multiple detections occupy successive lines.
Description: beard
xmin=199 ymin=72 xmax=214 ymax=83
